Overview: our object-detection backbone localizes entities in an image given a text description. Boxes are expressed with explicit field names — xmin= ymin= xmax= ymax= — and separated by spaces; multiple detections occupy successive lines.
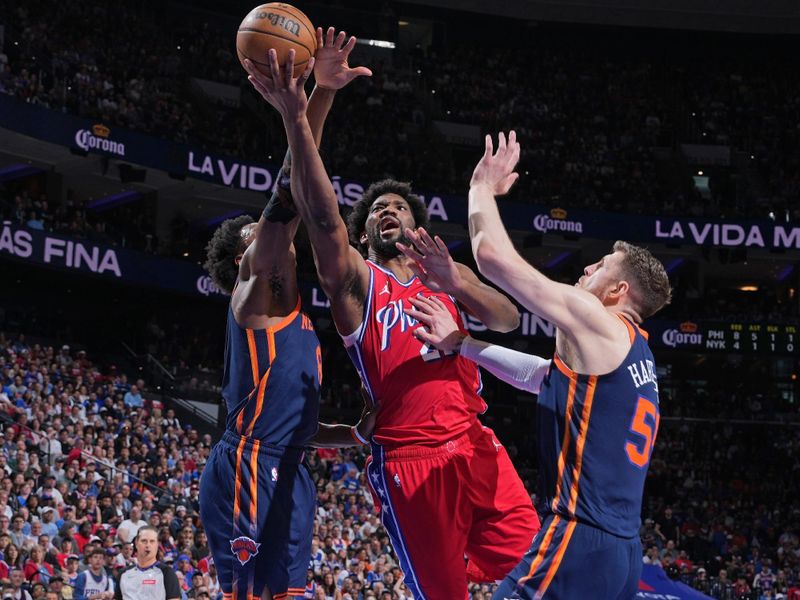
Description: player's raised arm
xmin=245 ymin=30 xmax=372 ymax=334
xmin=466 ymin=131 xmax=622 ymax=341
xmin=396 ymin=227 xmax=519 ymax=332
xmin=232 ymin=39 xmax=358 ymax=326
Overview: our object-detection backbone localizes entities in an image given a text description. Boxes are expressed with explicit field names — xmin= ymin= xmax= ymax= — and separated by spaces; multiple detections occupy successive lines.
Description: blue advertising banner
xmin=0 ymin=221 xmax=227 ymax=300
xmin=2 ymin=222 xmax=796 ymax=354
xmin=0 ymin=94 xmax=183 ymax=173
xmin=2 ymin=95 xmax=799 ymax=249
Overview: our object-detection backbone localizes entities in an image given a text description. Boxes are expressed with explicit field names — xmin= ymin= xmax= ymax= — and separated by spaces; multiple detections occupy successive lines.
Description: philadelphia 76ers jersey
xmin=341 ymin=261 xmax=485 ymax=447
xmin=537 ymin=314 xmax=660 ymax=538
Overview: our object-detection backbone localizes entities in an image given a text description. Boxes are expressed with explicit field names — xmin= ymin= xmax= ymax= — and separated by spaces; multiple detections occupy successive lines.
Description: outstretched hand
xmin=313 ymin=27 xmax=372 ymax=90
xmin=244 ymin=48 xmax=315 ymax=120
xmin=396 ymin=227 xmax=464 ymax=294
xmin=404 ymin=295 xmax=466 ymax=354
xmin=470 ymin=131 xmax=521 ymax=196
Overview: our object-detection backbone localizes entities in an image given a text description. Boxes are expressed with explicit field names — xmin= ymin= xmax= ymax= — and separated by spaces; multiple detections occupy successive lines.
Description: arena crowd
xmin=0 ymin=331 xmax=798 ymax=599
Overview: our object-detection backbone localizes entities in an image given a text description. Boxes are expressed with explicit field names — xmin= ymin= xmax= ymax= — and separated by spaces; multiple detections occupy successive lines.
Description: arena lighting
xmin=206 ymin=209 xmax=247 ymax=228
xmin=777 ymin=265 xmax=795 ymax=282
xmin=665 ymin=258 xmax=684 ymax=273
xmin=0 ymin=163 xmax=43 ymax=183
xmin=544 ymin=250 xmax=572 ymax=269
xmin=356 ymin=38 xmax=396 ymax=49
xmin=87 ymin=190 xmax=140 ymax=211
xmin=738 ymin=285 xmax=759 ymax=292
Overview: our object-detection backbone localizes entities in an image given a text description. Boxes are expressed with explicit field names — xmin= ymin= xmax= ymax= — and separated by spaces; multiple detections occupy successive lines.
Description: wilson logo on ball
xmin=253 ymin=11 xmax=300 ymax=36
xmin=230 ymin=536 xmax=261 ymax=565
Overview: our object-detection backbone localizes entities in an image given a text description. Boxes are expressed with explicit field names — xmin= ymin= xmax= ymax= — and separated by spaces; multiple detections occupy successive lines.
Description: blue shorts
xmin=199 ymin=430 xmax=315 ymax=600
xmin=492 ymin=514 xmax=641 ymax=600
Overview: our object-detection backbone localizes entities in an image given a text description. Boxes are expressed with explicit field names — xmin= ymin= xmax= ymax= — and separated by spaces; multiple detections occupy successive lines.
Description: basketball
xmin=236 ymin=3 xmax=317 ymax=78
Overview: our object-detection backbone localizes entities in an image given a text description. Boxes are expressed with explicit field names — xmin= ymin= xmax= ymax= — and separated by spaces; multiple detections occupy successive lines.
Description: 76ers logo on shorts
xmin=230 ymin=536 xmax=260 ymax=565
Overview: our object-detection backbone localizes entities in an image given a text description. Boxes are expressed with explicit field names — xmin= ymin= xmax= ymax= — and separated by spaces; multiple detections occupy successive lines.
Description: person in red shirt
xmin=23 ymin=547 xmax=53 ymax=584
xmin=73 ymin=522 xmax=94 ymax=554
xmin=56 ymin=539 xmax=77 ymax=570
xmin=245 ymin=49 xmax=540 ymax=599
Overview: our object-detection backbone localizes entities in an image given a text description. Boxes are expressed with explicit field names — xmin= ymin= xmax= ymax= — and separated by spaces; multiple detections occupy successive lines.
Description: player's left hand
xmin=470 ymin=130 xmax=521 ymax=196
xmin=396 ymin=227 xmax=464 ymax=294
xmin=355 ymin=383 xmax=378 ymax=441
xmin=313 ymin=27 xmax=373 ymax=90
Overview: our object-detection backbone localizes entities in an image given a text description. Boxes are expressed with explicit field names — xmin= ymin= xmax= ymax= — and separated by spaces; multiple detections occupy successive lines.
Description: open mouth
xmin=379 ymin=217 xmax=400 ymax=234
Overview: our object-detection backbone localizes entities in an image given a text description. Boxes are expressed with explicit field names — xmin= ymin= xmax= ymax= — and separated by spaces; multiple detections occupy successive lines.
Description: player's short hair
xmin=203 ymin=215 xmax=255 ymax=294
xmin=346 ymin=179 xmax=429 ymax=258
xmin=613 ymin=241 xmax=672 ymax=320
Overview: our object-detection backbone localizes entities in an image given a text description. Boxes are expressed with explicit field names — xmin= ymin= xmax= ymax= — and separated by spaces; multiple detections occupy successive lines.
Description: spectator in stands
xmin=122 ymin=387 xmax=142 ymax=410
xmin=73 ymin=549 xmax=113 ymax=600
xmin=9 ymin=569 xmax=32 ymax=600
xmin=23 ymin=547 xmax=52 ymax=584
xmin=115 ymin=508 xmax=145 ymax=544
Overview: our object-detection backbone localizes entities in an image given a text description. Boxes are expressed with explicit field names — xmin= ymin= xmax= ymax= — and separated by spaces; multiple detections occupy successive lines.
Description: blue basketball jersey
xmin=221 ymin=296 xmax=321 ymax=446
xmin=536 ymin=315 xmax=660 ymax=538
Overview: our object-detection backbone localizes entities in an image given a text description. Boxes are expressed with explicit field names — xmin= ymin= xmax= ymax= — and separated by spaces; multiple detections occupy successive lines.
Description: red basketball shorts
xmin=365 ymin=421 xmax=540 ymax=600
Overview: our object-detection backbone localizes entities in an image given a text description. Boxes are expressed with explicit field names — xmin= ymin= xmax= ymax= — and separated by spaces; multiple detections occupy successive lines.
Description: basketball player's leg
xmin=367 ymin=444 xmax=471 ymax=599
xmin=464 ymin=427 xmax=540 ymax=583
xmin=492 ymin=517 xmax=635 ymax=600
xmin=200 ymin=442 xmax=239 ymax=600
xmin=614 ymin=536 xmax=643 ymax=600
xmin=256 ymin=460 xmax=315 ymax=600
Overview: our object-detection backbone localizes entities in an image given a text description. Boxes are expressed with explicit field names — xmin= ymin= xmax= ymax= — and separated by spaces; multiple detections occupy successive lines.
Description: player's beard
xmin=367 ymin=227 xmax=410 ymax=260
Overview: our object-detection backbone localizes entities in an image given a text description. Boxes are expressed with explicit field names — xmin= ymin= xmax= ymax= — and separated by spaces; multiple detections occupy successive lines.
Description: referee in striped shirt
xmin=115 ymin=526 xmax=180 ymax=600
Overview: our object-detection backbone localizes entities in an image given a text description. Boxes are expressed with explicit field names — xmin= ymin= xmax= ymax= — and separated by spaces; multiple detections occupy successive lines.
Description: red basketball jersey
xmin=342 ymin=261 xmax=486 ymax=446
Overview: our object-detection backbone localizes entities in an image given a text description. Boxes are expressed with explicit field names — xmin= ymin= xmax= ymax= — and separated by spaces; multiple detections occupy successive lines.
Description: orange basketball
xmin=236 ymin=3 xmax=316 ymax=78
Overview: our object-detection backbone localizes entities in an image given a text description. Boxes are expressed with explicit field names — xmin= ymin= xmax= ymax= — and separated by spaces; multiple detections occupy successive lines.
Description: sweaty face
xmin=576 ymin=250 xmax=626 ymax=304
xmin=363 ymin=194 xmax=416 ymax=258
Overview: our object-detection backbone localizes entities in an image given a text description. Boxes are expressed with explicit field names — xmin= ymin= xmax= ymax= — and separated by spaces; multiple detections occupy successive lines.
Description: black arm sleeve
xmin=161 ymin=565 xmax=181 ymax=600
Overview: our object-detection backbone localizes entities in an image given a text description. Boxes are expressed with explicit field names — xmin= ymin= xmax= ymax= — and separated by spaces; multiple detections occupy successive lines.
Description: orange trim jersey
xmin=342 ymin=261 xmax=485 ymax=447
xmin=221 ymin=297 xmax=321 ymax=446
xmin=536 ymin=315 xmax=660 ymax=538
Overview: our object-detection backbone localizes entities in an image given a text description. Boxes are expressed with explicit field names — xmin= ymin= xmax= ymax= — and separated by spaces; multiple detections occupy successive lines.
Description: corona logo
xmin=533 ymin=211 xmax=583 ymax=235
xmin=74 ymin=125 xmax=125 ymax=157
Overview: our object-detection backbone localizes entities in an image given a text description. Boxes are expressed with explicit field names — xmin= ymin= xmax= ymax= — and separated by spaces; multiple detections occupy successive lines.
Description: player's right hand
xmin=244 ymin=48 xmax=315 ymax=120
